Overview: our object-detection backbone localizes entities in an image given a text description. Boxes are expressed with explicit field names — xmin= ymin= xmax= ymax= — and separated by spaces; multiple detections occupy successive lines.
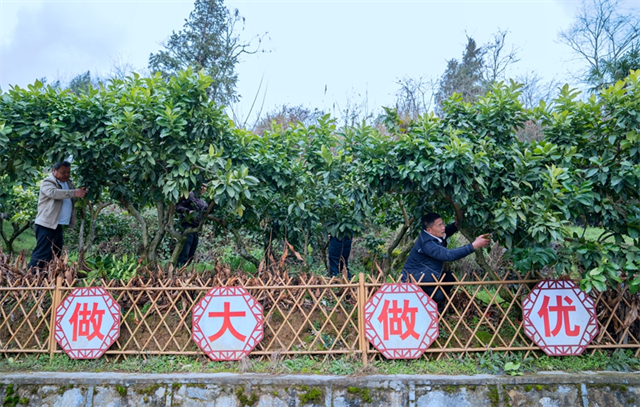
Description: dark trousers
xmin=328 ymin=237 xmax=352 ymax=278
xmin=28 ymin=224 xmax=64 ymax=269
xmin=177 ymin=232 xmax=199 ymax=266
xmin=403 ymin=269 xmax=455 ymax=313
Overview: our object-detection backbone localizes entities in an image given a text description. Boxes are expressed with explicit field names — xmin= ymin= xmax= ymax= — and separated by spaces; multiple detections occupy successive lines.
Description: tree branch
xmin=122 ymin=199 xmax=149 ymax=254
xmin=231 ymin=229 xmax=260 ymax=267
xmin=384 ymin=199 xmax=413 ymax=274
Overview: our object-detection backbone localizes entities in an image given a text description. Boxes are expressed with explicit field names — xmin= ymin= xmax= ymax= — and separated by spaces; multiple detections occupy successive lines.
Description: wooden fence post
xmin=358 ymin=272 xmax=368 ymax=367
xmin=48 ymin=275 xmax=63 ymax=358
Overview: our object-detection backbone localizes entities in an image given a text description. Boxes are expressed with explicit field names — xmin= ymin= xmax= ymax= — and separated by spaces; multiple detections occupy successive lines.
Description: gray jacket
xmin=34 ymin=175 xmax=78 ymax=229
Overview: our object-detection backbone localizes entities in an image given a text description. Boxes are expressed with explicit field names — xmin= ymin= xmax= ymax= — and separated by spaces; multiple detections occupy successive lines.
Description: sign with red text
xmin=192 ymin=286 xmax=263 ymax=361
xmin=55 ymin=287 xmax=120 ymax=359
xmin=523 ymin=280 xmax=598 ymax=356
xmin=364 ymin=283 xmax=439 ymax=359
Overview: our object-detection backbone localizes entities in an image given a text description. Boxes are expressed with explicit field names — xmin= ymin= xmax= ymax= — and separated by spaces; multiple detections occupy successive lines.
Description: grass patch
xmin=0 ymin=350 xmax=635 ymax=376
xmin=474 ymin=289 xmax=505 ymax=306
xmin=532 ymin=351 xmax=609 ymax=372
xmin=369 ymin=357 xmax=480 ymax=375
xmin=568 ymin=226 xmax=634 ymax=244
xmin=475 ymin=330 xmax=494 ymax=345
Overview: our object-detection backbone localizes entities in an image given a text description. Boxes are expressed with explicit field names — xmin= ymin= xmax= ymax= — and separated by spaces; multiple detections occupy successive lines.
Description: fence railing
xmin=2 ymin=271 xmax=639 ymax=363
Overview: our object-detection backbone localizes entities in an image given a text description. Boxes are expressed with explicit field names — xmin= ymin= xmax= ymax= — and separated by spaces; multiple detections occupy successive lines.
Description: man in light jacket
xmin=28 ymin=161 xmax=87 ymax=269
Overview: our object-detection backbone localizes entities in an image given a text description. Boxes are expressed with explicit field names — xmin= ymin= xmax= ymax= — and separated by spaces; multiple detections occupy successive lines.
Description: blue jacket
xmin=401 ymin=223 xmax=474 ymax=283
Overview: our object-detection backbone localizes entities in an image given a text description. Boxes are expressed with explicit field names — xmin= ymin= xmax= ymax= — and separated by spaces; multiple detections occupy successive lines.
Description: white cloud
xmin=2 ymin=2 xmax=131 ymax=85
xmin=0 ymin=1 xmax=193 ymax=88
xmin=0 ymin=0 xmax=617 ymax=118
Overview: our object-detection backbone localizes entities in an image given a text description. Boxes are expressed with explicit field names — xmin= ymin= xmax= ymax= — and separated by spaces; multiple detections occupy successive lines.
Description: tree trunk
xmin=231 ymin=229 xmax=260 ymax=267
xmin=318 ymin=233 xmax=329 ymax=272
xmin=77 ymin=206 xmax=87 ymax=263
xmin=167 ymin=203 xmax=185 ymax=268
xmin=169 ymin=237 xmax=186 ymax=268
xmin=147 ymin=200 xmax=168 ymax=264
xmin=167 ymin=201 xmax=219 ymax=267
xmin=166 ymin=203 xmax=197 ymax=267
xmin=85 ymin=202 xmax=111 ymax=255
xmin=123 ymin=200 xmax=149 ymax=258
xmin=303 ymin=229 xmax=310 ymax=270
xmin=206 ymin=209 xmax=260 ymax=268
xmin=459 ymin=226 xmax=514 ymax=303
xmin=78 ymin=201 xmax=111 ymax=269
xmin=391 ymin=240 xmax=414 ymax=272
xmin=0 ymin=219 xmax=32 ymax=255
xmin=0 ymin=218 xmax=8 ymax=253
xmin=384 ymin=200 xmax=413 ymax=275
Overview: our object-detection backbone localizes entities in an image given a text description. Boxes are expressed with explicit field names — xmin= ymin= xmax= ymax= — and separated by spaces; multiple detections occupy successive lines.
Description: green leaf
xmin=593 ymin=280 xmax=607 ymax=292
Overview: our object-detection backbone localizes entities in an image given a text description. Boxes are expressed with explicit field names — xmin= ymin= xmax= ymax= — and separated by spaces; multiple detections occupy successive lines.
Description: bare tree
xmin=109 ymin=54 xmax=138 ymax=80
xmin=332 ymin=89 xmax=375 ymax=128
xmin=394 ymin=76 xmax=438 ymax=120
xmin=482 ymin=29 xmax=520 ymax=85
xmin=516 ymin=71 xmax=561 ymax=109
xmin=559 ymin=0 xmax=640 ymax=89
xmin=253 ymin=105 xmax=324 ymax=135
xmin=515 ymin=72 xmax=562 ymax=142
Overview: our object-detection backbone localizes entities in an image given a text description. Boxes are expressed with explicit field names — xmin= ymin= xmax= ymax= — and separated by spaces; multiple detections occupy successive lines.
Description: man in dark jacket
xmin=176 ymin=185 xmax=209 ymax=266
xmin=402 ymin=213 xmax=490 ymax=312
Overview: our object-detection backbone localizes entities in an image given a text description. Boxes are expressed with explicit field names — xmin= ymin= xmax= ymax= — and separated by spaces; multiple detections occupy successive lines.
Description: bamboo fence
xmin=1 ymin=270 xmax=639 ymax=363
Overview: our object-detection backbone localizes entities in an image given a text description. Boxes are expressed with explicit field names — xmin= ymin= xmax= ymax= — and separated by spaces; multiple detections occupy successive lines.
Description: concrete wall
xmin=1 ymin=371 xmax=639 ymax=407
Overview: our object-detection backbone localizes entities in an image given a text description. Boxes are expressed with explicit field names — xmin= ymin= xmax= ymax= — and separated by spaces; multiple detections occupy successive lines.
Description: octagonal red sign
xmin=192 ymin=286 xmax=263 ymax=361
xmin=55 ymin=287 xmax=120 ymax=359
xmin=523 ymin=279 xmax=598 ymax=356
xmin=364 ymin=283 xmax=439 ymax=359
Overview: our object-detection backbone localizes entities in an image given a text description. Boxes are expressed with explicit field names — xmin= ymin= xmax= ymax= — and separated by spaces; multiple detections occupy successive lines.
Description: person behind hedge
xmin=176 ymin=184 xmax=208 ymax=266
xmin=401 ymin=212 xmax=490 ymax=313
xmin=28 ymin=161 xmax=87 ymax=269
xmin=328 ymin=232 xmax=352 ymax=279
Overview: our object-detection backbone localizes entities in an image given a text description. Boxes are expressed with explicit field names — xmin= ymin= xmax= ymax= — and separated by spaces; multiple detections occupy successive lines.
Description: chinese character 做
xmin=68 ymin=302 xmax=105 ymax=342
xmin=377 ymin=299 xmax=419 ymax=341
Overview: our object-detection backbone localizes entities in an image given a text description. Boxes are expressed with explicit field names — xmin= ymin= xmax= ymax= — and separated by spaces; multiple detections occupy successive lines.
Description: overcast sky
xmin=1 ymin=0 xmax=638 ymax=124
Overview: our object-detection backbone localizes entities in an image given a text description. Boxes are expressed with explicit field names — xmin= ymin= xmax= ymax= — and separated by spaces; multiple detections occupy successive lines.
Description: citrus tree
xmin=540 ymin=72 xmax=640 ymax=292
xmin=97 ymin=69 xmax=257 ymax=264
xmin=1 ymin=67 xmax=638 ymax=292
